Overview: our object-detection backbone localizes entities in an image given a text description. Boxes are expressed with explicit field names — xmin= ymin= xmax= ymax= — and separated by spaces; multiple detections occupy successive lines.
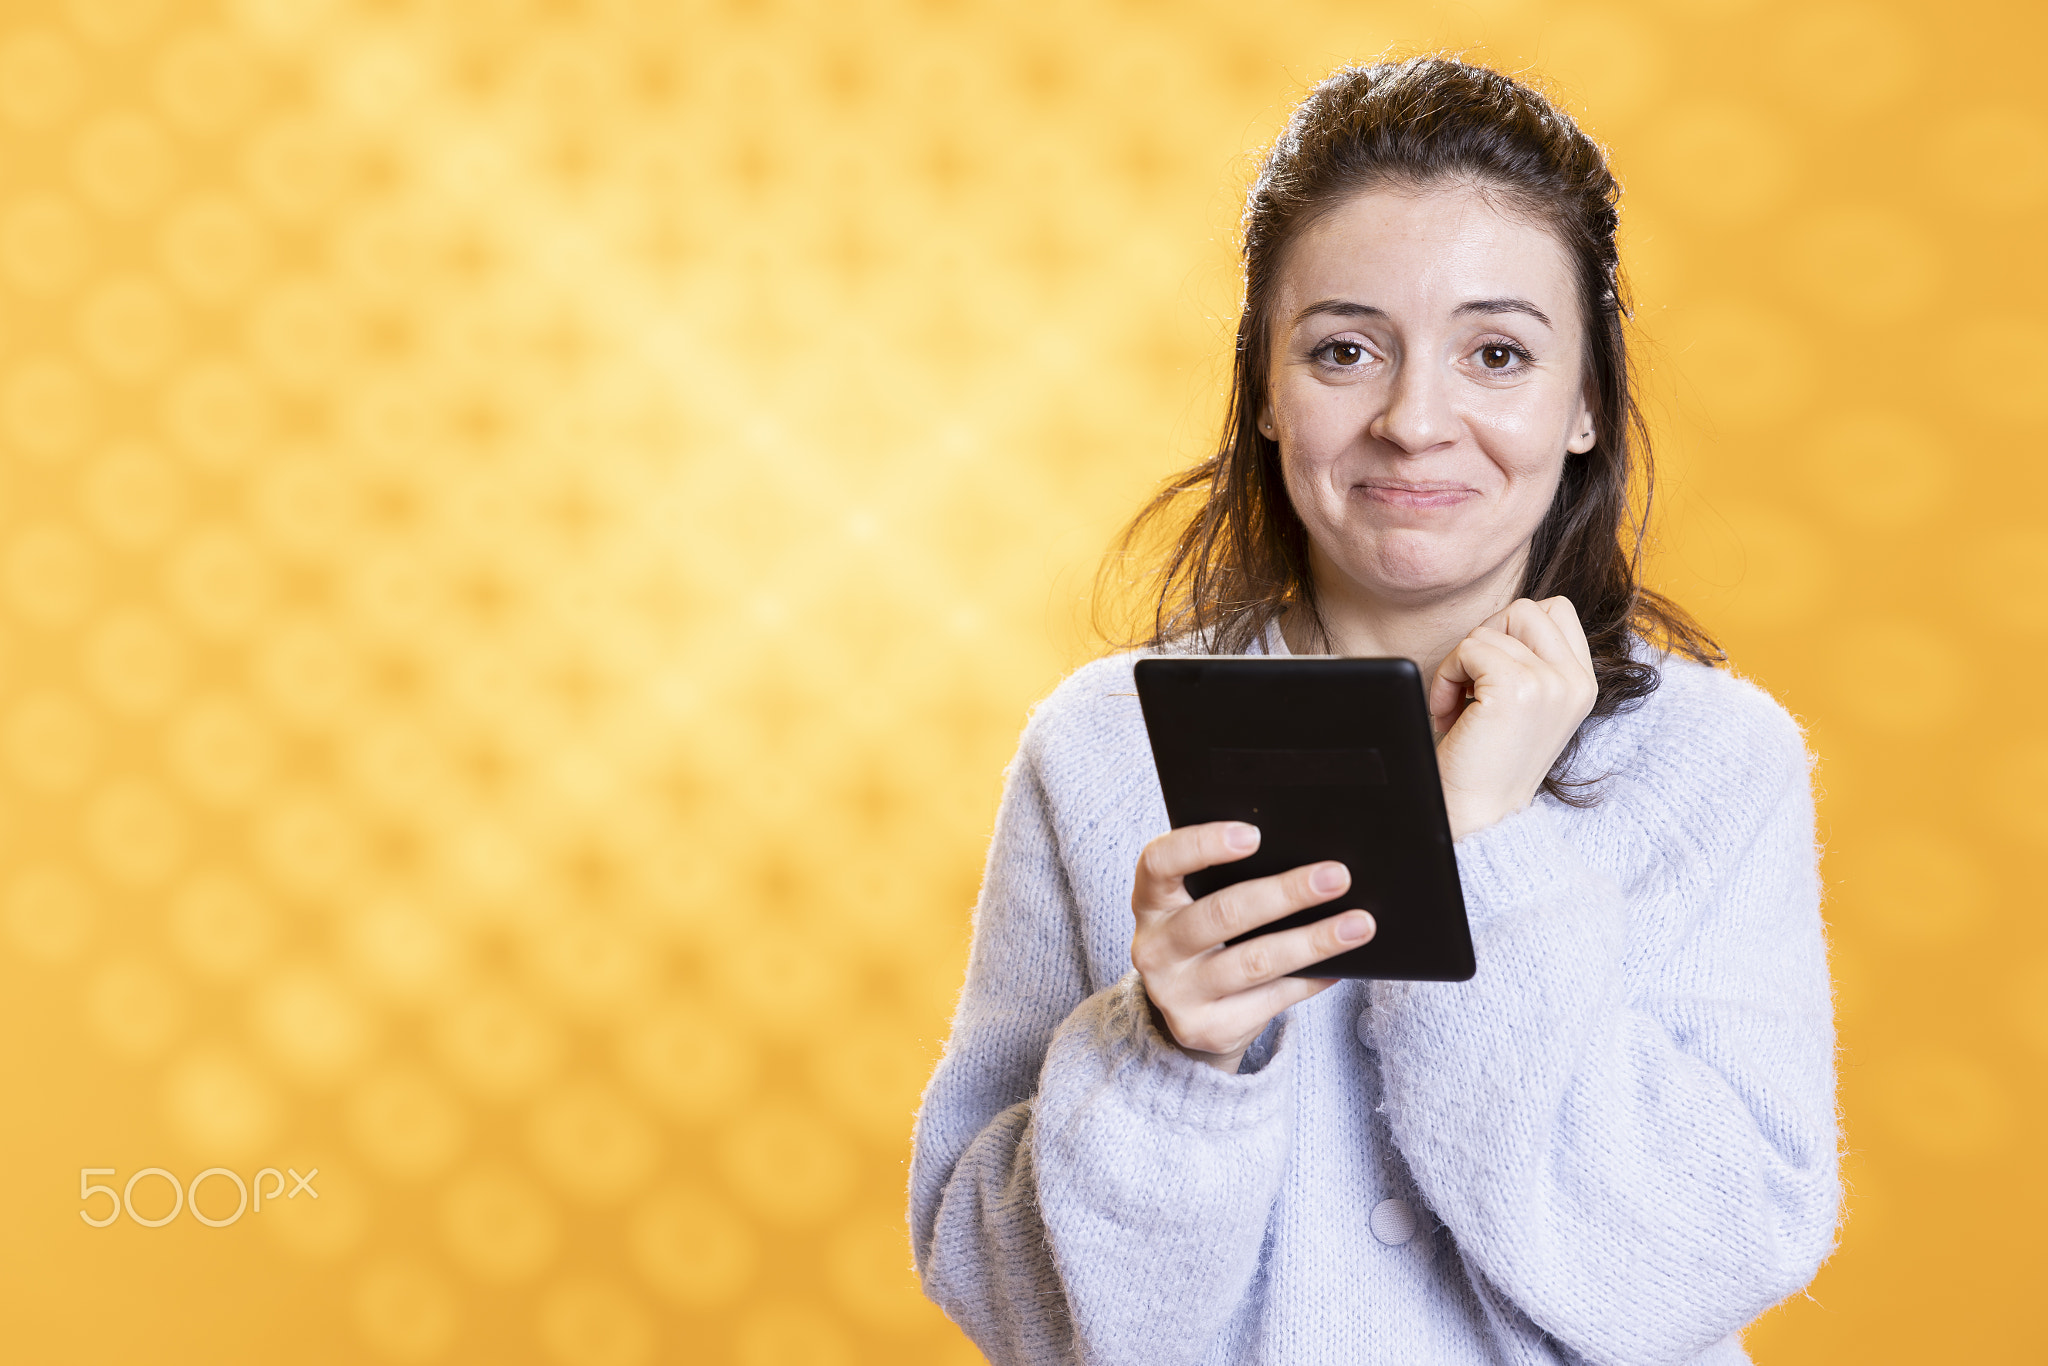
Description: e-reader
xmin=1133 ymin=655 xmax=1475 ymax=981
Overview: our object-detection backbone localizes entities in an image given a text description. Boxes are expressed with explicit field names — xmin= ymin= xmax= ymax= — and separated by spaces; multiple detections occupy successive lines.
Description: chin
xmin=1342 ymin=532 xmax=1485 ymax=601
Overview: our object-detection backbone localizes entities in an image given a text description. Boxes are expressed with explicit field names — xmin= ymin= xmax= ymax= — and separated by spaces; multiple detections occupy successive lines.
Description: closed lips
xmin=1356 ymin=481 xmax=1476 ymax=506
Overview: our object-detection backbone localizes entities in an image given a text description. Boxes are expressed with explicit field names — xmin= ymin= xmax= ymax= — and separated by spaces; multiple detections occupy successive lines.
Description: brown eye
xmin=1480 ymin=344 xmax=1516 ymax=370
xmin=1330 ymin=341 xmax=1365 ymax=365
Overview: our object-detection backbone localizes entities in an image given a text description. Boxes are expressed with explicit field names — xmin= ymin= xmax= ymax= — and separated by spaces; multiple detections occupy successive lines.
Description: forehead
xmin=1275 ymin=183 xmax=1579 ymax=319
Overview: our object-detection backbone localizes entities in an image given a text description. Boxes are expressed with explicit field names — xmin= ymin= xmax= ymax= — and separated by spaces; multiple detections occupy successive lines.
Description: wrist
xmin=1447 ymin=800 xmax=1508 ymax=843
xmin=1446 ymin=785 xmax=1542 ymax=842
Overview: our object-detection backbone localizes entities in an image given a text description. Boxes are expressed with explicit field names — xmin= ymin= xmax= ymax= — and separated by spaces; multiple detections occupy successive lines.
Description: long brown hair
xmin=1098 ymin=57 xmax=1720 ymax=802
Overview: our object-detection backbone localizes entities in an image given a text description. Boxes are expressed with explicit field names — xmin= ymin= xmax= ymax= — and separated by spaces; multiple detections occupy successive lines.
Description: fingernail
xmin=1225 ymin=823 xmax=1259 ymax=853
xmin=1310 ymin=862 xmax=1348 ymax=894
xmin=1336 ymin=911 xmax=1374 ymax=943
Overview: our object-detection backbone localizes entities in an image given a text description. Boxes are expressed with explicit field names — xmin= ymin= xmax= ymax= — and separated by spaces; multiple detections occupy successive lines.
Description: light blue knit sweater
xmin=909 ymin=633 xmax=1840 ymax=1365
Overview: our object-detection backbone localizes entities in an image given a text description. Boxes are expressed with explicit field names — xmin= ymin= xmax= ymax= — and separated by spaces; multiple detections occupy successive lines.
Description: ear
xmin=1565 ymin=387 xmax=1597 ymax=454
xmin=1257 ymin=404 xmax=1276 ymax=440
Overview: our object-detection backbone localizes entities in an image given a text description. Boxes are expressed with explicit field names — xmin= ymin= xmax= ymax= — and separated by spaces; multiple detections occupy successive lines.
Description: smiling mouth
xmin=1354 ymin=481 xmax=1477 ymax=509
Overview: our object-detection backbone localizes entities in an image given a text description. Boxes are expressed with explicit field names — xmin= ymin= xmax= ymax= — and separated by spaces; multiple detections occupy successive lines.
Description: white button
xmin=1354 ymin=1011 xmax=1374 ymax=1050
xmin=1370 ymin=1197 xmax=1416 ymax=1246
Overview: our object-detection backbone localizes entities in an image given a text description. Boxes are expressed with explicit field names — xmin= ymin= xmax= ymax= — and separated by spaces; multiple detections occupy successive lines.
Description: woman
xmin=909 ymin=57 xmax=1839 ymax=1366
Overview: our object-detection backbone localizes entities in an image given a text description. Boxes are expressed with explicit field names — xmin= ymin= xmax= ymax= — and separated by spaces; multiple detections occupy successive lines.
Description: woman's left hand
xmin=1429 ymin=596 xmax=1598 ymax=841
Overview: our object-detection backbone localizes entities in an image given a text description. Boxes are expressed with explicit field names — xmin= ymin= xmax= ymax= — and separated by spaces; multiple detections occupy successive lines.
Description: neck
xmin=1279 ymin=545 xmax=1530 ymax=683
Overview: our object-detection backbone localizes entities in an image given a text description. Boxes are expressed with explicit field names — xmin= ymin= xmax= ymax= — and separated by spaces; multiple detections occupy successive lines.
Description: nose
xmin=1367 ymin=353 xmax=1456 ymax=455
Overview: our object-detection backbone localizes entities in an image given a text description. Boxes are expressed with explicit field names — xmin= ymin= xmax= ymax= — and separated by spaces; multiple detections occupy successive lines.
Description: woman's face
xmin=1262 ymin=183 xmax=1596 ymax=612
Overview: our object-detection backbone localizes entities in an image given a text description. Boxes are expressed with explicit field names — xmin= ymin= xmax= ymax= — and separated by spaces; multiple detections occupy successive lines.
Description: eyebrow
xmin=1291 ymin=296 xmax=1555 ymax=329
xmin=1457 ymin=296 xmax=1554 ymax=327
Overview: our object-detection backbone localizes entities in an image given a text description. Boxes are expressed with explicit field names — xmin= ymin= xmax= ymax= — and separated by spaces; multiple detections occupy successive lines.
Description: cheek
xmin=1277 ymin=446 xmax=1348 ymax=524
xmin=1273 ymin=379 xmax=1345 ymax=447
xmin=1469 ymin=406 xmax=1573 ymax=485
xmin=1275 ymin=451 xmax=1316 ymax=523
xmin=1479 ymin=376 xmax=1584 ymax=447
xmin=1273 ymin=390 xmax=1365 ymax=490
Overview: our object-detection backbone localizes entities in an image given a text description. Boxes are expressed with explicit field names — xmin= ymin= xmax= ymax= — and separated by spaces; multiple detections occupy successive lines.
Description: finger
xmin=1536 ymin=596 xmax=1595 ymax=676
xmin=1132 ymin=821 xmax=1260 ymax=914
xmin=1199 ymin=907 xmax=1377 ymax=997
xmin=1499 ymin=598 xmax=1580 ymax=671
xmin=1433 ymin=630 xmax=1531 ymax=733
xmin=1209 ymin=970 xmax=1344 ymax=1039
xmin=1431 ymin=628 xmax=1544 ymax=727
xmin=1500 ymin=600 xmax=1594 ymax=704
xmin=1435 ymin=616 xmax=1544 ymax=682
xmin=1429 ymin=639 xmax=1479 ymax=731
xmin=1460 ymin=626 xmax=1548 ymax=680
xmin=1169 ymin=858 xmax=1350 ymax=957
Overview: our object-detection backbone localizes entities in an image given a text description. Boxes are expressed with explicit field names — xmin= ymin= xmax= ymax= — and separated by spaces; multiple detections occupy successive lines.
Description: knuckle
xmin=1151 ymin=988 xmax=1190 ymax=1032
xmin=1237 ymin=940 xmax=1272 ymax=984
xmin=1131 ymin=936 xmax=1162 ymax=975
xmin=1177 ymin=1020 xmax=1229 ymax=1055
xmin=1159 ymin=1009 xmax=1193 ymax=1047
xmin=1207 ymin=890 xmax=1247 ymax=941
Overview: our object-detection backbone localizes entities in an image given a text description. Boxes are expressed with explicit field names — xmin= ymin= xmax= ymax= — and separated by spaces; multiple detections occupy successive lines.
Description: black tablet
xmin=1133 ymin=656 xmax=1475 ymax=982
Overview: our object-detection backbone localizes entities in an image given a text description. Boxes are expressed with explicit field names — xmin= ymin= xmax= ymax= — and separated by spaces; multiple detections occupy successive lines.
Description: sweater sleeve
xmin=1370 ymin=688 xmax=1840 ymax=1365
xmin=908 ymin=720 xmax=1296 ymax=1366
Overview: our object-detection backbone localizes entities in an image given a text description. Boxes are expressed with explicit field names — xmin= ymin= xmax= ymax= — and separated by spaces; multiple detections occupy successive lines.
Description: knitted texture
xmin=908 ymin=635 xmax=1841 ymax=1366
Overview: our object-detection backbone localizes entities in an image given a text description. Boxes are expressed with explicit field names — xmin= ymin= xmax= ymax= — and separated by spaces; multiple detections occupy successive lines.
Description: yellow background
xmin=0 ymin=0 xmax=2041 ymax=1362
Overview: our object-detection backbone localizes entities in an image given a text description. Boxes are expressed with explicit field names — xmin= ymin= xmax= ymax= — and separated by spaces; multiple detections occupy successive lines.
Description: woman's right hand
xmin=1131 ymin=821 xmax=1376 ymax=1073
